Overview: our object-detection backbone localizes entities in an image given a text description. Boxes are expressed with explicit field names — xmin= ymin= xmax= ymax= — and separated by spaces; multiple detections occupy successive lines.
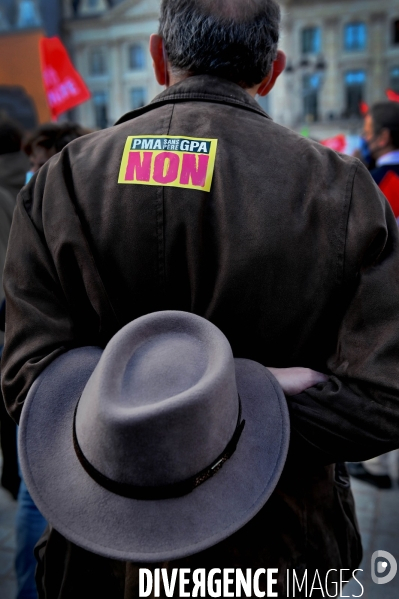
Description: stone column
xmin=109 ymin=40 xmax=124 ymax=123
xmin=369 ymin=12 xmax=388 ymax=104
xmin=74 ymin=42 xmax=94 ymax=129
xmin=272 ymin=16 xmax=297 ymax=127
xmin=321 ymin=17 xmax=341 ymax=120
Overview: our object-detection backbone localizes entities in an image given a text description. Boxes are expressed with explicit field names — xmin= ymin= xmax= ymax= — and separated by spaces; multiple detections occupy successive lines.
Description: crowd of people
xmin=0 ymin=0 xmax=398 ymax=598
xmin=0 ymin=118 xmax=91 ymax=599
xmin=348 ymin=101 xmax=399 ymax=490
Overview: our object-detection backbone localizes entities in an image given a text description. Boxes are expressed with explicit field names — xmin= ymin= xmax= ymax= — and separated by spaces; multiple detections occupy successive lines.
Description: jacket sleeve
xmin=1 ymin=180 xmax=76 ymax=423
xmin=1 ymin=154 xmax=119 ymax=424
xmin=288 ymin=160 xmax=399 ymax=464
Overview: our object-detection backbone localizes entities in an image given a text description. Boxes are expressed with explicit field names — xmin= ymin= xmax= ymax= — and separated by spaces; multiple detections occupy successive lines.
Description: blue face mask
xmin=25 ymin=171 xmax=34 ymax=185
xmin=359 ymin=138 xmax=372 ymax=165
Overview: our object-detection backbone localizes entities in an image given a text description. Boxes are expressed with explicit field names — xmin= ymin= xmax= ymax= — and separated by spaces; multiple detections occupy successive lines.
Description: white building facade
xmin=62 ymin=0 xmax=162 ymax=128
xmin=63 ymin=0 xmax=399 ymax=139
xmin=271 ymin=0 xmax=399 ymax=139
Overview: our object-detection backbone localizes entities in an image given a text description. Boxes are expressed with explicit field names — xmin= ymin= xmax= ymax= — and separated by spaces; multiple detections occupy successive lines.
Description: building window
xmin=344 ymin=70 xmax=366 ymax=118
xmin=393 ymin=20 xmax=399 ymax=45
xmin=303 ymin=74 xmax=320 ymax=122
xmin=344 ymin=23 xmax=367 ymax=51
xmin=301 ymin=27 xmax=321 ymax=54
xmin=93 ymin=91 xmax=108 ymax=129
xmin=390 ymin=67 xmax=399 ymax=93
xmin=72 ymin=0 xmax=80 ymax=16
xmin=130 ymin=87 xmax=146 ymax=110
xmin=89 ymin=48 xmax=107 ymax=76
xmin=128 ymin=44 xmax=146 ymax=70
xmin=17 ymin=0 xmax=42 ymax=28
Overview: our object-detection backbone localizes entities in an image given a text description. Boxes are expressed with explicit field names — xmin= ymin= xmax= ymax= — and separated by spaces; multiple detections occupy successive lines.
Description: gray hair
xmin=159 ymin=0 xmax=281 ymax=88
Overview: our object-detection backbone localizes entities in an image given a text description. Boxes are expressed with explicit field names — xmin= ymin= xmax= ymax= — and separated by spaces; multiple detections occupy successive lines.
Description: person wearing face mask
xmin=347 ymin=101 xmax=399 ymax=490
xmin=362 ymin=102 xmax=399 ymax=221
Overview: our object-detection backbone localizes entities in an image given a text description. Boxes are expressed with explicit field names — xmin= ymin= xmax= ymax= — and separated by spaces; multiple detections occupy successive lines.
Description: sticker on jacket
xmin=118 ymin=136 xmax=218 ymax=192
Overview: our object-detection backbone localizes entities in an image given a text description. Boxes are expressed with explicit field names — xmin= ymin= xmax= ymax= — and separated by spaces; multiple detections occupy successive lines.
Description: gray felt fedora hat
xmin=19 ymin=310 xmax=289 ymax=562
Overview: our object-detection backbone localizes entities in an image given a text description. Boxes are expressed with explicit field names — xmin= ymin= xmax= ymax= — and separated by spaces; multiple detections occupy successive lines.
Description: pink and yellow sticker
xmin=118 ymin=135 xmax=218 ymax=192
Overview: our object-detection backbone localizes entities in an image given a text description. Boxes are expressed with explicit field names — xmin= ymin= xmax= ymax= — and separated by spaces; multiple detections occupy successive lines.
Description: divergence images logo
xmin=371 ymin=551 xmax=397 ymax=585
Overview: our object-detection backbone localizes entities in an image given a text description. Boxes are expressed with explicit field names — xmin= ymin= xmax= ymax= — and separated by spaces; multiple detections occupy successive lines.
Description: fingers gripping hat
xmin=19 ymin=311 xmax=289 ymax=562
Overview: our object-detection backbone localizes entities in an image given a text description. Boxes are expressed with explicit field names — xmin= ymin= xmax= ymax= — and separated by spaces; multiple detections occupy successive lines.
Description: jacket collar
xmin=115 ymin=75 xmax=271 ymax=126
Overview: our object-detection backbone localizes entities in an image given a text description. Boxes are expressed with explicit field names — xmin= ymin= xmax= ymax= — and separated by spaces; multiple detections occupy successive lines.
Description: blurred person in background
xmin=347 ymin=101 xmax=399 ymax=490
xmin=0 ymin=116 xmax=29 ymax=199
xmin=0 ymin=116 xmax=29 ymax=501
xmin=14 ymin=121 xmax=90 ymax=599
xmin=24 ymin=122 xmax=91 ymax=178
xmin=364 ymin=102 xmax=399 ymax=219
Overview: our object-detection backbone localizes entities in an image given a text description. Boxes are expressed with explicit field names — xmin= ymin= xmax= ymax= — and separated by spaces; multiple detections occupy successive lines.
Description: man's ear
xmin=150 ymin=34 xmax=168 ymax=86
xmin=257 ymin=50 xmax=286 ymax=97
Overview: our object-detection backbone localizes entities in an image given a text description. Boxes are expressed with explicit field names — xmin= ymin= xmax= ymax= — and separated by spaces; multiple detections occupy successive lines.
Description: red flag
xmin=320 ymin=134 xmax=347 ymax=153
xmin=379 ymin=171 xmax=399 ymax=218
xmin=40 ymin=37 xmax=91 ymax=119
xmin=360 ymin=101 xmax=369 ymax=115
xmin=386 ymin=89 xmax=399 ymax=103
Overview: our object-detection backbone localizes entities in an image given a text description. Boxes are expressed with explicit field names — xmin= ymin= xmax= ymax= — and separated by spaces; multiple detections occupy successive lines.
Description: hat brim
xmin=19 ymin=347 xmax=289 ymax=562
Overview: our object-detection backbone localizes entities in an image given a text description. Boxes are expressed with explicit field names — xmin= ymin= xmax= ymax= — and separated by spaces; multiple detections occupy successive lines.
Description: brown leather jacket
xmin=3 ymin=76 xmax=399 ymax=597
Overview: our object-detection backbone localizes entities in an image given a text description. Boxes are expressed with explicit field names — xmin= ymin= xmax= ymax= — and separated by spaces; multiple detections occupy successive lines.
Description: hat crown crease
xmin=75 ymin=311 xmax=239 ymax=487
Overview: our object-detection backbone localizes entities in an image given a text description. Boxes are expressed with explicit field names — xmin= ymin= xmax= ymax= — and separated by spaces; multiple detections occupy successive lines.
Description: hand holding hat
xmin=267 ymin=367 xmax=328 ymax=396
xmin=19 ymin=311 xmax=290 ymax=562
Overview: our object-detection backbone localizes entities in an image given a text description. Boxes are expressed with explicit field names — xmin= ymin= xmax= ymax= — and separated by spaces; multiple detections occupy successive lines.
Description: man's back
xmin=54 ymin=78 xmax=349 ymax=362
xmin=4 ymin=75 xmax=399 ymax=456
xmin=5 ymin=54 xmax=399 ymax=599
xmin=3 ymin=78 xmax=370 ymax=596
